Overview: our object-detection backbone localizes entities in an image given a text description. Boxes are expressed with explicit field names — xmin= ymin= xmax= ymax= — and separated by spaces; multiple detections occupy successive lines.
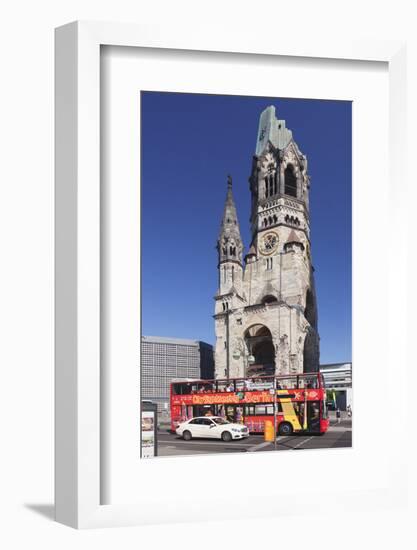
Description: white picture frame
xmin=55 ymin=21 xmax=408 ymax=529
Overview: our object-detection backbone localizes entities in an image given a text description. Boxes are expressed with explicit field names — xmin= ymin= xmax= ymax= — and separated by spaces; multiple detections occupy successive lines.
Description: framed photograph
xmin=55 ymin=21 xmax=407 ymax=528
xmin=139 ymin=92 xmax=352 ymax=453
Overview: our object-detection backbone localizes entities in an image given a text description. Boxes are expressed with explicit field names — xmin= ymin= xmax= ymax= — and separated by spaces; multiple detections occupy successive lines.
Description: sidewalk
xmin=328 ymin=411 xmax=352 ymax=428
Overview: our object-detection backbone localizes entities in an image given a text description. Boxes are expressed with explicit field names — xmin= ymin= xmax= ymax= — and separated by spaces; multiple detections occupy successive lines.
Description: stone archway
xmin=244 ymin=324 xmax=275 ymax=377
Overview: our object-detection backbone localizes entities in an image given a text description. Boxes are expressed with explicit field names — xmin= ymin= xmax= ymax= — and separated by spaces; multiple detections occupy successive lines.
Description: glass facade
xmin=319 ymin=362 xmax=352 ymax=410
xmin=141 ymin=336 xmax=214 ymax=420
xmin=320 ymin=362 xmax=352 ymax=390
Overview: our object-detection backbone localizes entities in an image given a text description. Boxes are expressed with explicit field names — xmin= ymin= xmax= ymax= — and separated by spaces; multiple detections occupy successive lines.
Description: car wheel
xmin=278 ymin=422 xmax=293 ymax=436
xmin=183 ymin=430 xmax=192 ymax=441
xmin=221 ymin=431 xmax=232 ymax=442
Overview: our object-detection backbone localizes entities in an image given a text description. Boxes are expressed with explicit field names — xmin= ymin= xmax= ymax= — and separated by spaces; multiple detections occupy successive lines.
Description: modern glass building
xmin=320 ymin=362 xmax=352 ymax=410
xmin=141 ymin=336 xmax=214 ymax=420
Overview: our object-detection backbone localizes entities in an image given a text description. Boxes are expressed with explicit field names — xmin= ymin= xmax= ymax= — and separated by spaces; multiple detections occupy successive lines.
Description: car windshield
xmin=212 ymin=417 xmax=230 ymax=425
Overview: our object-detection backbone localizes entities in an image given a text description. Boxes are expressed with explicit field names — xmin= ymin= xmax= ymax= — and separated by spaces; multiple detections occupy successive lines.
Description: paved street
xmin=156 ymin=415 xmax=352 ymax=457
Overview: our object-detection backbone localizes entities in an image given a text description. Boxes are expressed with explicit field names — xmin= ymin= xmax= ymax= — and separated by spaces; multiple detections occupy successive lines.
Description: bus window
xmin=308 ymin=401 xmax=321 ymax=431
xmin=217 ymin=380 xmax=227 ymax=392
xmin=197 ymin=382 xmax=215 ymax=393
xmin=294 ymin=402 xmax=305 ymax=423
xmin=244 ymin=405 xmax=255 ymax=416
xmin=244 ymin=379 xmax=254 ymax=391
xmin=321 ymin=400 xmax=328 ymax=419
xmin=217 ymin=380 xmax=235 ymax=392
xmin=304 ymin=375 xmax=319 ymax=388
xmin=298 ymin=375 xmax=319 ymax=389
xmin=278 ymin=378 xmax=297 ymax=389
xmin=172 ymin=383 xmax=192 ymax=395
xmin=225 ymin=405 xmax=236 ymax=422
xmin=256 ymin=377 xmax=274 ymax=390
xmin=247 ymin=378 xmax=272 ymax=391
xmin=253 ymin=404 xmax=280 ymax=415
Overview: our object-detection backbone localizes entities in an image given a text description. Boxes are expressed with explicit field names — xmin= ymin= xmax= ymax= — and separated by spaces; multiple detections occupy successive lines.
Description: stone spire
xmin=217 ymin=175 xmax=243 ymax=265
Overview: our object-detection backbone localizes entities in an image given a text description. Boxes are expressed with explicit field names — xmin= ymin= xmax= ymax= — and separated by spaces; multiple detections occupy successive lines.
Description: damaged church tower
xmin=214 ymin=106 xmax=319 ymax=379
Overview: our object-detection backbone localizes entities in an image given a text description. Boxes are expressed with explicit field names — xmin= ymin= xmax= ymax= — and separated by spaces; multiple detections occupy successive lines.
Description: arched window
xmin=261 ymin=294 xmax=277 ymax=304
xmin=284 ymin=164 xmax=297 ymax=197
xmin=273 ymin=214 xmax=277 ymax=224
xmin=265 ymin=168 xmax=277 ymax=199
xmin=269 ymin=174 xmax=274 ymax=197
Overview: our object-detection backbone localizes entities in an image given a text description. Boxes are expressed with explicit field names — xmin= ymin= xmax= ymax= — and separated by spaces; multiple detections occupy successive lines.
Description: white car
xmin=175 ymin=416 xmax=249 ymax=442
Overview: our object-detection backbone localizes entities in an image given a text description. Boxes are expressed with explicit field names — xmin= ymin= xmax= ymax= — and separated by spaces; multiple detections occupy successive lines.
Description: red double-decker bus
xmin=170 ymin=373 xmax=329 ymax=435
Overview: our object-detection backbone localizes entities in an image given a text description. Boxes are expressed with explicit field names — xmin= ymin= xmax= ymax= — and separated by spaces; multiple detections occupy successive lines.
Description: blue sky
xmin=141 ymin=92 xmax=352 ymax=364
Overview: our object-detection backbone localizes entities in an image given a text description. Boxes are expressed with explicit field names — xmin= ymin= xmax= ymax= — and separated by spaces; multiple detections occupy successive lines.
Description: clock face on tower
xmin=259 ymin=231 xmax=279 ymax=255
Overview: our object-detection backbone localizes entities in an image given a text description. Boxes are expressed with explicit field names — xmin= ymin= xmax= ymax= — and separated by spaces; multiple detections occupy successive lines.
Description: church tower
xmin=214 ymin=106 xmax=319 ymax=380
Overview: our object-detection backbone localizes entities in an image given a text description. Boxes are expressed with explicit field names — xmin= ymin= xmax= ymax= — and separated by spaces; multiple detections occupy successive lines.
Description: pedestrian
xmin=347 ymin=404 xmax=352 ymax=418
xmin=336 ymin=407 xmax=341 ymax=424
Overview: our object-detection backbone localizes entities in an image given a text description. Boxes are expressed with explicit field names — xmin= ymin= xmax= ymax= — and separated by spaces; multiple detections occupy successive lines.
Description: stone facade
xmin=214 ymin=106 xmax=319 ymax=380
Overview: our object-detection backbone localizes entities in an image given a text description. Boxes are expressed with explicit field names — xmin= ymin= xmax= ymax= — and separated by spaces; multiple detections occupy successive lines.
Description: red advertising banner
xmin=171 ymin=389 xmax=323 ymax=407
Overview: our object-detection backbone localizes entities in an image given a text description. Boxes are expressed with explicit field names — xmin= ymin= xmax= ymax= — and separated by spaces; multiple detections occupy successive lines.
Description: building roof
xmin=320 ymin=362 xmax=352 ymax=372
xmin=141 ymin=335 xmax=212 ymax=347
xmin=245 ymin=244 xmax=256 ymax=257
xmin=286 ymin=229 xmax=302 ymax=244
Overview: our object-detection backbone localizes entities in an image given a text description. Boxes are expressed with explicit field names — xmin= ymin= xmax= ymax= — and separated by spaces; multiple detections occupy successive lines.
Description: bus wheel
xmin=183 ymin=430 xmax=192 ymax=441
xmin=278 ymin=422 xmax=293 ymax=436
xmin=221 ymin=431 xmax=232 ymax=442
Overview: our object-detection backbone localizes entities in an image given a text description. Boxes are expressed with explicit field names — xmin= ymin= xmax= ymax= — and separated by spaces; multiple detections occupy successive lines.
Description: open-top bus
xmin=170 ymin=373 xmax=329 ymax=436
